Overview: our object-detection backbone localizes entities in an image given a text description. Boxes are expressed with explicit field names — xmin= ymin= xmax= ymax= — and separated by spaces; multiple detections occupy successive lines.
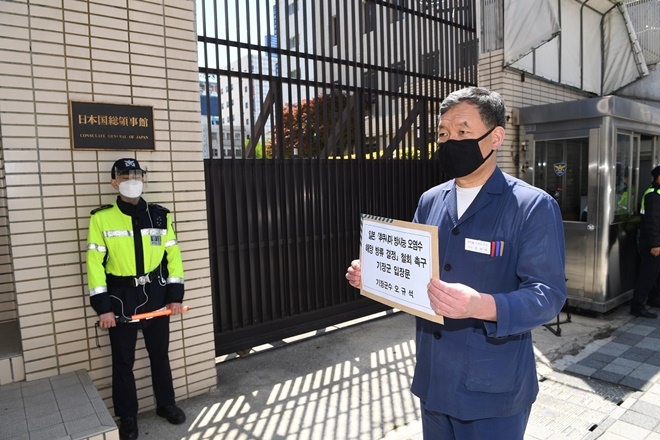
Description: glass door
xmin=530 ymin=137 xmax=590 ymax=300
xmin=532 ymin=138 xmax=589 ymax=222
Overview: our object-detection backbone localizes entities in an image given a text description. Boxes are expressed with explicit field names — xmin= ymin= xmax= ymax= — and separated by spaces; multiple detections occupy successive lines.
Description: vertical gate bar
xmin=313 ymin=0 xmax=323 ymax=309
xmin=403 ymin=4 xmax=410 ymax=221
xmin=293 ymin=2 xmax=304 ymax=313
xmin=215 ymin=0 xmax=235 ymax=332
xmin=306 ymin=2 xmax=314 ymax=308
xmin=283 ymin=4 xmax=295 ymax=315
xmin=282 ymin=0 xmax=292 ymax=316
xmin=199 ymin=0 xmax=220 ymax=336
xmin=227 ymin=0 xmax=246 ymax=327
xmin=252 ymin=0 xmax=266 ymax=321
xmin=385 ymin=0 xmax=394 ymax=215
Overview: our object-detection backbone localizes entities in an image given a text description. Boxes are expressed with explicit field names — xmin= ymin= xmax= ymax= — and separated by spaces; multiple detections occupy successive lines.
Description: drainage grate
xmin=528 ymin=371 xmax=633 ymax=440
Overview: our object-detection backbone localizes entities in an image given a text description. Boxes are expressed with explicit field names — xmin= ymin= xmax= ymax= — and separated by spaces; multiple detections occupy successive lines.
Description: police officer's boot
xmin=119 ymin=416 xmax=138 ymax=440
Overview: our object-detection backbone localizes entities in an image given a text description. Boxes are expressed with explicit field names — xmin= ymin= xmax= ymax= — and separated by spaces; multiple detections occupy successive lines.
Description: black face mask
xmin=436 ymin=126 xmax=496 ymax=178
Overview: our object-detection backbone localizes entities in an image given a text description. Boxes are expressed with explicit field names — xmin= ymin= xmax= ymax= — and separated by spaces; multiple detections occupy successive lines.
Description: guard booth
xmin=518 ymin=96 xmax=660 ymax=312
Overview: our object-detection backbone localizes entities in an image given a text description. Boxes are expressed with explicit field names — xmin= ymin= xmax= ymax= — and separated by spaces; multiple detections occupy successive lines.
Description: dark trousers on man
xmin=109 ymin=316 xmax=175 ymax=417
xmin=420 ymin=401 xmax=532 ymax=440
xmin=631 ymin=248 xmax=660 ymax=313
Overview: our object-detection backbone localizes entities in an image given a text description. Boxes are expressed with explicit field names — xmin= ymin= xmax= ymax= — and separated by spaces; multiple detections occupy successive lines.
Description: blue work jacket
xmin=410 ymin=167 xmax=567 ymax=421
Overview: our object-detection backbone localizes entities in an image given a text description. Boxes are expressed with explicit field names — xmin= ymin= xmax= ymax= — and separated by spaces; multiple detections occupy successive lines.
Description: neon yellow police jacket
xmin=86 ymin=196 xmax=184 ymax=316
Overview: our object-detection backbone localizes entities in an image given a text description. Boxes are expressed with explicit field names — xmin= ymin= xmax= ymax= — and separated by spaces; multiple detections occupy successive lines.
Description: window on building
xmin=389 ymin=61 xmax=406 ymax=91
xmin=288 ymin=35 xmax=299 ymax=49
xmin=362 ymin=69 xmax=378 ymax=89
xmin=390 ymin=0 xmax=405 ymax=23
xmin=289 ymin=69 xmax=299 ymax=79
xmin=362 ymin=69 xmax=379 ymax=112
xmin=331 ymin=16 xmax=339 ymax=47
xmin=363 ymin=1 xmax=376 ymax=33
xmin=456 ymin=38 xmax=478 ymax=71
xmin=287 ymin=1 xmax=298 ymax=15
xmin=364 ymin=135 xmax=380 ymax=156
xmin=614 ymin=131 xmax=641 ymax=222
xmin=421 ymin=50 xmax=441 ymax=76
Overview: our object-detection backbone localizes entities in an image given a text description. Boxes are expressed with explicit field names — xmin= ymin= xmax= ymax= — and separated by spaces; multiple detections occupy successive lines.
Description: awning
xmin=503 ymin=0 xmax=649 ymax=95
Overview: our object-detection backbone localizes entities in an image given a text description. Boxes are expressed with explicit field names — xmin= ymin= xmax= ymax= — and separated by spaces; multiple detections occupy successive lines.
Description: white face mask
xmin=118 ymin=180 xmax=143 ymax=199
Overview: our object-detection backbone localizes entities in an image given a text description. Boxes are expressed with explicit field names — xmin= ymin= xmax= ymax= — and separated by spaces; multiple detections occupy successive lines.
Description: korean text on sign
xmin=360 ymin=216 xmax=436 ymax=318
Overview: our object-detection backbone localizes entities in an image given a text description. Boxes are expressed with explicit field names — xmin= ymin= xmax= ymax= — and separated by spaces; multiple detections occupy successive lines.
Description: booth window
xmin=533 ymin=138 xmax=589 ymax=222
xmin=613 ymin=131 xmax=640 ymax=222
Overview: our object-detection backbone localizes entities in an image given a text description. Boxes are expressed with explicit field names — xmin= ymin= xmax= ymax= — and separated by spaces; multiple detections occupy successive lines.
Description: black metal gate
xmin=197 ymin=0 xmax=478 ymax=355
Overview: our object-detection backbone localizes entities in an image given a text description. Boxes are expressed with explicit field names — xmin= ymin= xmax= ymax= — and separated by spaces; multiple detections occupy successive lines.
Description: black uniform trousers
xmin=631 ymin=248 xmax=660 ymax=313
xmin=108 ymin=315 xmax=175 ymax=417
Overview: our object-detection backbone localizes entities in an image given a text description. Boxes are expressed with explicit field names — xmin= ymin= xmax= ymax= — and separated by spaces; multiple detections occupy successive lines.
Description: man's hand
xmin=345 ymin=259 xmax=362 ymax=289
xmin=651 ymin=247 xmax=660 ymax=257
xmin=98 ymin=311 xmax=116 ymax=328
xmin=427 ymin=278 xmax=497 ymax=321
xmin=168 ymin=302 xmax=184 ymax=316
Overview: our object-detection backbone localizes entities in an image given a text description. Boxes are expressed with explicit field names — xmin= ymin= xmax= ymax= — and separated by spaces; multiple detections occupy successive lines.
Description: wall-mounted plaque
xmin=69 ymin=101 xmax=155 ymax=150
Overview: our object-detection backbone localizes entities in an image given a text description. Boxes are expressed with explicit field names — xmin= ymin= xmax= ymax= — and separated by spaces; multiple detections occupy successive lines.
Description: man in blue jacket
xmin=346 ymin=87 xmax=567 ymax=439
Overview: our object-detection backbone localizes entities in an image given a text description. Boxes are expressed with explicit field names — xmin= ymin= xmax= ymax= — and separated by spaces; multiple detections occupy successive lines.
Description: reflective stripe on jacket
xmin=640 ymin=185 xmax=660 ymax=214
xmin=638 ymin=182 xmax=660 ymax=249
xmin=86 ymin=197 xmax=184 ymax=315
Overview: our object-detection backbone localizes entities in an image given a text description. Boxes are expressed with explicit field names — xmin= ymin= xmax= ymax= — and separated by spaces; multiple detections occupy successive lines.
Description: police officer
xmin=86 ymin=158 xmax=186 ymax=440
xmin=631 ymin=166 xmax=660 ymax=318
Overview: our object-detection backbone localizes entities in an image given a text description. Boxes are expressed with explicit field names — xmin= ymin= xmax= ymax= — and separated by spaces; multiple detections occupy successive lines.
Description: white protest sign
xmin=359 ymin=214 xmax=442 ymax=324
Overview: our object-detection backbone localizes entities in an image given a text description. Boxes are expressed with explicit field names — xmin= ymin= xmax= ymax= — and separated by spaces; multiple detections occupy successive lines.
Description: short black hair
xmin=439 ymin=87 xmax=506 ymax=129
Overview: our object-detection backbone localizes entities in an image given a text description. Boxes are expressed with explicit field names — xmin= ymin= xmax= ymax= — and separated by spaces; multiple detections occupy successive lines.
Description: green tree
xmin=247 ymin=138 xmax=268 ymax=159
xmin=267 ymin=91 xmax=356 ymax=158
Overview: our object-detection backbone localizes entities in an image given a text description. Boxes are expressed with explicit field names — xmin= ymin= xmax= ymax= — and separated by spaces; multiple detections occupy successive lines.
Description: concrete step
xmin=0 ymin=370 xmax=118 ymax=440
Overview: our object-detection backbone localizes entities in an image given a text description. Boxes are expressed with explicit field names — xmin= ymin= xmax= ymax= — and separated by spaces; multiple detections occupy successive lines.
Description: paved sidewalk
xmin=132 ymin=304 xmax=660 ymax=440
xmin=383 ymin=305 xmax=660 ymax=440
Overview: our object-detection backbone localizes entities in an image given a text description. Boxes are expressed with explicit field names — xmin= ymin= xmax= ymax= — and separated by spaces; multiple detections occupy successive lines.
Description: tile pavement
xmin=560 ymin=313 xmax=660 ymax=440
xmin=384 ymin=308 xmax=660 ymax=440
xmin=564 ymin=317 xmax=660 ymax=392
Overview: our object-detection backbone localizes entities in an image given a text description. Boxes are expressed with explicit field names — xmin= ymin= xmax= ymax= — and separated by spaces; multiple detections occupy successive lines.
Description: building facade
xmin=0 ymin=0 xmax=217 ymax=415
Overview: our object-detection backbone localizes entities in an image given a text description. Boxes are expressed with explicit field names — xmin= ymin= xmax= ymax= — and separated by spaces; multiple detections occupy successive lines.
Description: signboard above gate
xmin=69 ymin=101 xmax=155 ymax=150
